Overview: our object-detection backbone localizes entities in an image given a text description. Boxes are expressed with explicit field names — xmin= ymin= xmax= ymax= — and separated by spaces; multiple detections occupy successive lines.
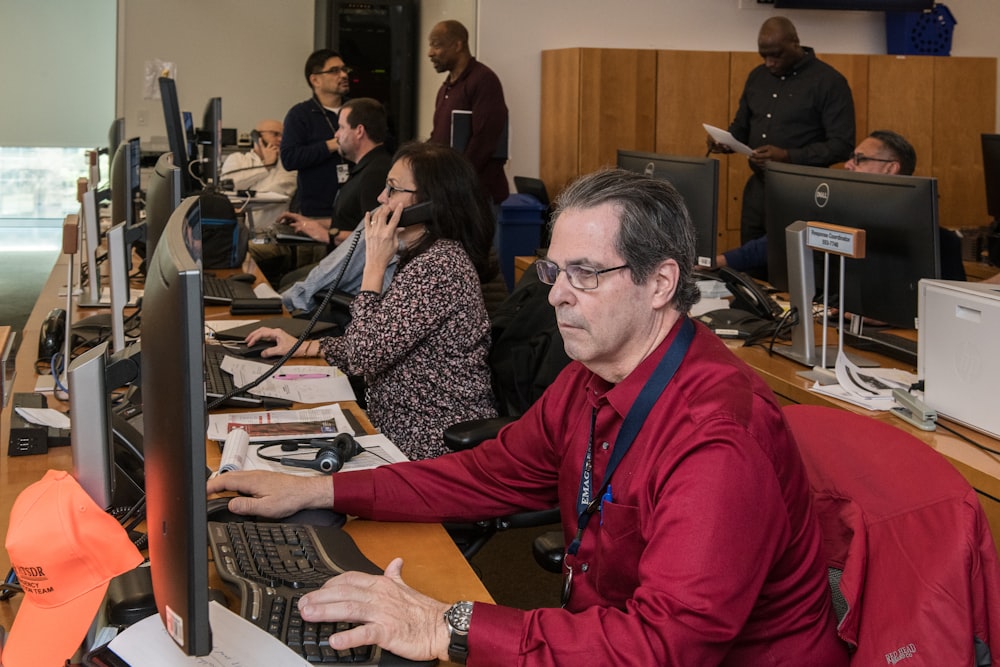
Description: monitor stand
xmin=775 ymin=221 xmax=876 ymax=373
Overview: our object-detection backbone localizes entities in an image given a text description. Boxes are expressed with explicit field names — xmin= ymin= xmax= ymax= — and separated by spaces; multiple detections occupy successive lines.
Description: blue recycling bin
xmin=496 ymin=193 xmax=546 ymax=290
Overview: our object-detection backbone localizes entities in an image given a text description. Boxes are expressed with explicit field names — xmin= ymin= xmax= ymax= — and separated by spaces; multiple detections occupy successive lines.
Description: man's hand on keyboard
xmin=206 ymin=471 xmax=332 ymax=519
xmin=298 ymin=557 xmax=452 ymax=663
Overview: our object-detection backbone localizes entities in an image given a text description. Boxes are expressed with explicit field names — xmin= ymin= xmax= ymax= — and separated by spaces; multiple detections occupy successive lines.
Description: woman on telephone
xmin=246 ymin=142 xmax=498 ymax=460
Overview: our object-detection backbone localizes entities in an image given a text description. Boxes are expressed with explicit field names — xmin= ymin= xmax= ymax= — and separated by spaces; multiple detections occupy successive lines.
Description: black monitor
xmin=159 ymin=77 xmax=196 ymax=195
xmin=765 ymin=163 xmax=940 ymax=329
xmin=107 ymin=117 xmax=126 ymax=163
xmin=110 ymin=137 xmax=142 ymax=229
xmin=199 ymin=97 xmax=222 ymax=190
xmin=140 ymin=195 xmax=212 ymax=656
xmin=144 ymin=151 xmax=183 ymax=267
xmin=616 ymin=150 xmax=719 ymax=268
xmin=982 ymin=134 xmax=1000 ymax=220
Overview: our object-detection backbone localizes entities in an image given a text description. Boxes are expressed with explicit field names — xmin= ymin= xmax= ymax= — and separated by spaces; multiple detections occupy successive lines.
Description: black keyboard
xmin=208 ymin=520 xmax=432 ymax=666
xmin=203 ymin=274 xmax=258 ymax=304
xmin=272 ymin=223 xmax=326 ymax=244
xmin=204 ymin=346 xmax=292 ymax=409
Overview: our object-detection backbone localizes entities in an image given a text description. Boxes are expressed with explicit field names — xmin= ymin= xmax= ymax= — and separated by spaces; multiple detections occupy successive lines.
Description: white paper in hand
xmin=703 ymin=123 xmax=754 ymax=156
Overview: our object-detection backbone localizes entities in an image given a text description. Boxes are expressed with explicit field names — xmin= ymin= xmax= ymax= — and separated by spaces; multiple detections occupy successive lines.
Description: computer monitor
xmin=981 ymin=134 xmax=1000 ymax=220
xmin=199 ymin=97 xmax=222 ymax=190
xmin=110 ymin=137 xmax=142 ymax=230
xmin=144 ymin=151 xmax=183 ymax=268
xmin=107 ymin=117 xmax=126 ymax=165
xmin=68 ymin=342 xmax=143 ymax=511
xmin=140 ymin=194 xmax=212 ymax=656
xmin=765 ymin=162 xmax=940 ymax=330
xmin=616 ymin=150 xmax=719 ymax=268
xmin=158 ymin=76 xmax=195 ymax=195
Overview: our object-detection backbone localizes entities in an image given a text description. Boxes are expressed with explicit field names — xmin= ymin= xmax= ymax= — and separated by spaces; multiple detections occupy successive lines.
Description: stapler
xmin=891 ymin=388 xmax=937 ymax=431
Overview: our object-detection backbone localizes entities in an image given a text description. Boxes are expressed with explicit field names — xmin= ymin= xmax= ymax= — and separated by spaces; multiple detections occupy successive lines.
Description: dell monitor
xmin=144 ymin=151 xmax=183 ymax=268
xmin=107 ymin=117 xmax=126 ymax=165
xmin=141 ymin=194 xmax=212 ymax=655
xmin=159 ymin=76 xmax=196 ymax=195
xmin=199 ymin=97 xmax=222 ymax=190
xmin=982 ymin=134 xmax=1000 ymax=221
xmin=765 ymin=162 xmax=940 ymax=330
xmin=110 ymin=137 xmax=142 ymax=230
xmin=616 ymin=150 xmax=719 ymax=268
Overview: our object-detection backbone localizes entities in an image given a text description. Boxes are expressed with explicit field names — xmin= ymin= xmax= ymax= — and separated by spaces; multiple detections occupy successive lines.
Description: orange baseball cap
xmin=3 ymin=470 xmax=143 ymax=667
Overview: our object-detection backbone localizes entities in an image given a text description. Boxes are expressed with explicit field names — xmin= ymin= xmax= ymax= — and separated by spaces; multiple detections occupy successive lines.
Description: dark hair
xmin=341 ymin=98 xmax=388 ymax=144
xmin=869 ymin=129 xmax=917 ymax=176
xmin=304 ymin=49 xmax=341 ymax=86
xmin=391 ymin=142 xmax=497 ymax=282
xmin=551 ymin=168 xmax=700 ymax=314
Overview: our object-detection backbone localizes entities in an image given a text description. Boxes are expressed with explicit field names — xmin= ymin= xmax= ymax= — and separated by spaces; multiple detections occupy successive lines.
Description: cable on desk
xmin=934 ymin=420 xmax=1000 ymax=460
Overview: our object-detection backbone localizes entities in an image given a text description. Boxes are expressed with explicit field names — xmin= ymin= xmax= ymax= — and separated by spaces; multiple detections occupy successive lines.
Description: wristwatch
xmin=443 ymin=600 xmax=474 ymax=664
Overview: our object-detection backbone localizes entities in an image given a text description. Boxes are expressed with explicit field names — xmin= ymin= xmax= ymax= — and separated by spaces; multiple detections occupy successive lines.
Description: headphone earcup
xmin=331 ymin=433 xmax=363 ymax=464
xmin=281 ymin=446 xmax=341 ymax=474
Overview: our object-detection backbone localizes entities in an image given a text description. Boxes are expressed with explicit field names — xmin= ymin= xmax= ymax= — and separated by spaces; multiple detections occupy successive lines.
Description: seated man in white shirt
xmin=221 ymin=119 xmax=298 ymax=282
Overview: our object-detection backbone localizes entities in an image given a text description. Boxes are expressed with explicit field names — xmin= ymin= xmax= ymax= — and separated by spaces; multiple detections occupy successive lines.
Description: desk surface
xmin=0 ymin=254 xmax=493 ymax=646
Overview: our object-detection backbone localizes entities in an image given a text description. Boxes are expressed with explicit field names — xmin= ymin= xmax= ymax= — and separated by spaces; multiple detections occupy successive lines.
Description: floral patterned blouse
xmin=318 ymin=239 xmax=497 ymax=459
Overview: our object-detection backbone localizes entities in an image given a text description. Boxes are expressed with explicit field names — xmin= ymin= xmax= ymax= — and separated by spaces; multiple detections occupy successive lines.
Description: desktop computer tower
xmin=314 ymin=0 xmax=418 ymax=146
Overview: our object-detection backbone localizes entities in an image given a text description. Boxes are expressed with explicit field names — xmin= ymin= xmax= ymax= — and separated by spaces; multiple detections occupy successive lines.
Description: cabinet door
xmin=541 ymin=48 xmax=582 ymax=197
xmin=868 ymin=55 xmax=934 ymax=175
xmin=933 ymin=56 xmax=996 ymax=228
xmin=656 ymin=50 xmax=731 ymax=252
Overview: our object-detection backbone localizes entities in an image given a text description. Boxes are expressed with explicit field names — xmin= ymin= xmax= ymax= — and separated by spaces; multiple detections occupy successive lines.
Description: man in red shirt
xmin=208 ymin=169 xmax=847 ymax=666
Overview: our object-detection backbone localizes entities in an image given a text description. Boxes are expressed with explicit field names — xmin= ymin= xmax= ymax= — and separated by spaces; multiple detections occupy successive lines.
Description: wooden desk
xmin=727 ymin=336 xmax=1000 ymax=554
xmin=0 ymin=254 xmax=493 ymax=648
xmin=514 ymin=255 xmax=536 ymax=284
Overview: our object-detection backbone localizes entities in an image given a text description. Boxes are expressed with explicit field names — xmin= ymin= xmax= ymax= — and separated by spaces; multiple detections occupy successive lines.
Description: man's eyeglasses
xmin=316 ymin=65 xmax=352 ymax=76
xmin=384 ymin=182 xmax=418 ymax=197
xmin=535 ymin=259 xmax=629 ymax=290
xmin=848 ymin=152 xmax=897 ymax=166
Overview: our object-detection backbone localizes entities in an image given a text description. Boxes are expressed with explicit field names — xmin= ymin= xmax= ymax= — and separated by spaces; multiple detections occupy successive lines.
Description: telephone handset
xmin=369 ymin=200 xmax=434 ymax=228
xmin=250 ymin=129 xmax=262 ymax=146
xmin=718 ymin=266 xmax=784 ymax=321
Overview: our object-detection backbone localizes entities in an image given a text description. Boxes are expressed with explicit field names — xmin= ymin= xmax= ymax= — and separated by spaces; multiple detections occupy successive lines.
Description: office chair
xmin=443 ymin=265 xmax=570 ymax=569
xmin=783 ymin=404 xmax=1000 ymax=664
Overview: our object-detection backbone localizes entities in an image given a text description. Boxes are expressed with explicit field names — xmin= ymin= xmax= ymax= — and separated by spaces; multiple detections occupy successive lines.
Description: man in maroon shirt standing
xmin=208 ymin=169 xmax=847 ymax=666
xmin=427 ymin=20 xmax=509 ymax=206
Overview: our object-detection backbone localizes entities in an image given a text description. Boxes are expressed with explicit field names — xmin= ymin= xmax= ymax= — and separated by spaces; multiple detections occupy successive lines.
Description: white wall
xmin=477 ymin=0 xmax=1000 ymax=180
xmin=116 ymin=0 xmax=1000 ymax=183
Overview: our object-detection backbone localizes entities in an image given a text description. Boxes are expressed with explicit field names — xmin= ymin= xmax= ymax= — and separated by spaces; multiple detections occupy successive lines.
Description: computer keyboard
xmin=208 ymin=520 xmax=432 ymax=666
xmin=203 ymin=345 xmax=292 ymax=409
xmin=203 ymin=274 xmax=258 ymax=305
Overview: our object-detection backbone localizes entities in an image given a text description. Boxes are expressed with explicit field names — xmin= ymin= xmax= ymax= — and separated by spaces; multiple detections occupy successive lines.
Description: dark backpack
xmin=199 ymin=191 xmax=248 ymax=269
xmin=488 ymin=266 xmax=571 ymax=417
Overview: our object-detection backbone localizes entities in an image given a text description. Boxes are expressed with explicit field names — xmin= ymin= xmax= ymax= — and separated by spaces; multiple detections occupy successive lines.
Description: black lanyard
xmin=566 ymin=317 xmax=695 ymax=557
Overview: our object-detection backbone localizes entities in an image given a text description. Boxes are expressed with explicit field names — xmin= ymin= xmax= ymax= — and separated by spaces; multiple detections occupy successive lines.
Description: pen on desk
xmin=274 ymin=372 xmax=330 ymax=380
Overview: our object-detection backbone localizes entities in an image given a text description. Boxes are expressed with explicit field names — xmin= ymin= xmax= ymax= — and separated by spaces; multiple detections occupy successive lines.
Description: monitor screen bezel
xmin=616 ymin=149 xmax=720 ymax=268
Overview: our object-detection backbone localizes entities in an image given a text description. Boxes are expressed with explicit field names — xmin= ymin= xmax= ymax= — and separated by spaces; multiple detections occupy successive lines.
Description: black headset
xmin=256 ymin=433 xmax=363 ymax=474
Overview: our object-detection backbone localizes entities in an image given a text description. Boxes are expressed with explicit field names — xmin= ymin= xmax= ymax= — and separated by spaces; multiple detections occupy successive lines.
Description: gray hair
xmin=551 ymin=168 xmax=700 ymax=314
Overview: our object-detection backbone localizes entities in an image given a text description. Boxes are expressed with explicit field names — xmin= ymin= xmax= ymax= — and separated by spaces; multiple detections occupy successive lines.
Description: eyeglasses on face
xmin=384 ymin=181 xmax=418 ymax=197
xmin=316 ymin=65 xmax=352 ymax=76
xmin=848 ymin=152 xmax=897 ymax=165
xmin=535 ymin=258 xmax=629 ymax=290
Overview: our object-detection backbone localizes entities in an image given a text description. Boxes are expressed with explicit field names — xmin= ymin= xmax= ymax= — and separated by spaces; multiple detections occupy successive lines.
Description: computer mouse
xmin=228 ymin=272 xmax=257 ymax=283
xmin=223 ymin=340 xmax=272 ymax=358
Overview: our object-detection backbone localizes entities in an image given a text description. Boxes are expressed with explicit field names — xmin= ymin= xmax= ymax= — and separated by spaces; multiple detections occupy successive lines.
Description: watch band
xmin=444 ymin=600 xmax=473 ymax=664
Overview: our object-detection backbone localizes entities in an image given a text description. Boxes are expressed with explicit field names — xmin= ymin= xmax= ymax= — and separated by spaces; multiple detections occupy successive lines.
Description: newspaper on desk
xmin=218 ymin=355 xmax=357 ymax=404
xmin=808 ymin=350 xmax=917 ymax=411
xmin=207 ymin=403 xmax=354 ymax=442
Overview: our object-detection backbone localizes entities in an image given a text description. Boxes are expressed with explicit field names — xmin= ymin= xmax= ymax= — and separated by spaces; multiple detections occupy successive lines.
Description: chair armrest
xmin=443 ymin=416 xmax=516 ymax=451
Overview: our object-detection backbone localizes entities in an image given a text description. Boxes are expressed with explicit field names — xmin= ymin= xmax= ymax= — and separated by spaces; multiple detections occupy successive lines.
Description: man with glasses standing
xmin=209 ymin=168 xmax=847 ymax=665
xmin=282 ymin=49 xmax=352 ymax=220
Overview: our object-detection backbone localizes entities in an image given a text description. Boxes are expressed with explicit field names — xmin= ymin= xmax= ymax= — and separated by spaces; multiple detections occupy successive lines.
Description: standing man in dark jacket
xmin=711 ymin=17 xmax=855 ymax=245
xmin=428 ymin=20 xmax=509 ymax=206
xmin=282 ymin=49 xmax=351 ymax=219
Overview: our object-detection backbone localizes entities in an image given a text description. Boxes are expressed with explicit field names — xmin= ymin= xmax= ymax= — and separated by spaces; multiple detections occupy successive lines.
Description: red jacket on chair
xmin=784 ymin=404 xmax=1000 ymax=666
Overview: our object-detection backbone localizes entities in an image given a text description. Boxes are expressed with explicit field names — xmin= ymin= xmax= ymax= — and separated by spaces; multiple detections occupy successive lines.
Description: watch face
xmin=446 ymin=601 xmax=474 ymax=633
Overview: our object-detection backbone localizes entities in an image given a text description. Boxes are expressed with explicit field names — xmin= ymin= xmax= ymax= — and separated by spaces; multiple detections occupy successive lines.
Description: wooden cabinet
xmin=541 ymin=48 xmax=996 ymax=255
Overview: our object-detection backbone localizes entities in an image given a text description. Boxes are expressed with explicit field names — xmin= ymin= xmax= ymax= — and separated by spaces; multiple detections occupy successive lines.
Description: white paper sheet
xmin=241 ymin=434 xmax=409 ymax=476
xmin=703 ymin=123 xmax=754 ymax=156
xmin=218 ymin=356 xmax=357 ymax=404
